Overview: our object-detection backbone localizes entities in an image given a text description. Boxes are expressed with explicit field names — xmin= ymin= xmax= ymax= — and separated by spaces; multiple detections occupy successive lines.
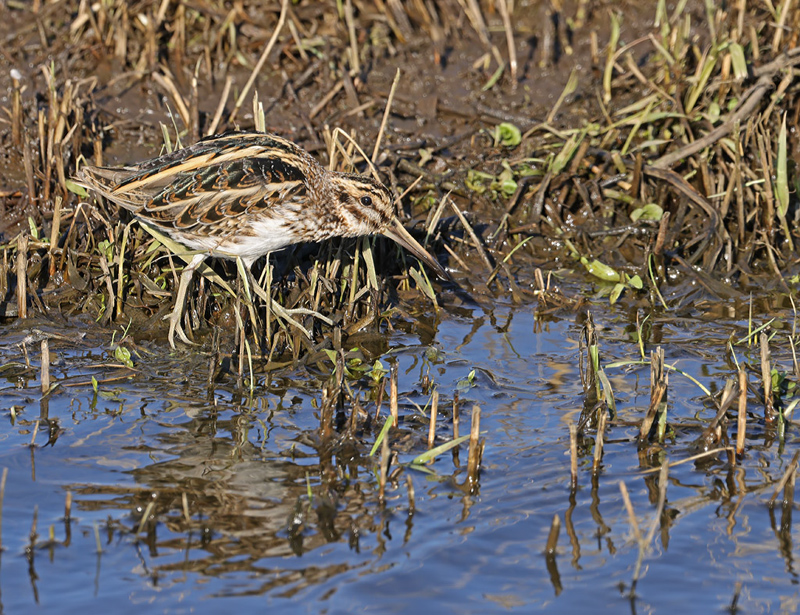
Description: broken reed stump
xmin=639 ymin=347 xmax=667 ymax=445
xmin=16 ymin=234 xmax=28 ymax=319
xmin=40 ymin=338 xmax=50 ymax=394
xmin=737 ymin=368 xmax=747 ymax=457
xmin=592 ymin=409 xmax=607 ymax=474
xmin=466 ymin=404 xmax=483 ymax=489
xmin=428 ymin=388 xmax=438 ymax=449
xmin=569 ymin=423 xmax=578 ymax=490
xmin=760 ymin=333 xmax=777 ymax=425
xmin=390 ymin=362 xmax=399 ymax=428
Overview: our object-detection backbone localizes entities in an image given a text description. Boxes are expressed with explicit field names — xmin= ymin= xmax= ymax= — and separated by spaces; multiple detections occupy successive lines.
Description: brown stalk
xmin=768 ymin=450 xmax=800 ymax=508
xmin=639 ymin=347 xmax=666 ymax=444
xmin=181 ymin=493 xmax=190 ymax=524
xmin=497 ymin=0 xmax=517 ymax=83
xmin=379 ymin=428 xmax=390 ymax=505
xmin=207 ymin=75 xmax=232 ymax=136
xmin=229 ymin=0 xmax=289 ymax=125
xmin=619 ymin=481 xmax=642 ymax=544
xmin=406 ymin=474 xmax=415 ymax=513
xmin=16 ymin=234 xmax=28 ymax=320
xmin=11 ymin=69 xmax=22 ymax=148
xmin=152 ymin=72 xmax=191 ymax=130
xmin=569 ymin=423 xmax=578 ymax=489
xmin=736 ymin=369 xmax=747 ymax=456
xmin=428 ymin=388 xmax=438 ymax=450
xmin=22 ymin=138 xmax=36 ymax=205
xmin=592 ymin=409 xmax=606 ymax=474
xmin=0 ymin=467 xmax=7 ymax=550
xmin=64 ymin=490 xmax=72 ymax=521
xmin=372 ymin=68 xmax=401 ymax=163
xmin=760 ymin=332 xmax=776 ymax=425
xmin=390 ymin=362 xmax=399 ymax=428
xmin=40 ymin=338 xmax=50 ymax=394
xmin=462 ymin=0 xmax=491 ymax=47
xmin=452 ymin=392 xmax=460 ymax=466
xmin=466 ymin=404 xmax=482 ymax=487
xmin=449 ymin=198 xmax=494 ymax=270
xmin=544 ymin=514 xmax=561 ymax=554
xmin=344 ymin=0 xmax=359 ymax=75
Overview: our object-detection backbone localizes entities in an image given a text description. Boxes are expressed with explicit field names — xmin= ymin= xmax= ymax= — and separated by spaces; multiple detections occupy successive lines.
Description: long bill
xmin=381 ymin=217 xmax=449 ymax=280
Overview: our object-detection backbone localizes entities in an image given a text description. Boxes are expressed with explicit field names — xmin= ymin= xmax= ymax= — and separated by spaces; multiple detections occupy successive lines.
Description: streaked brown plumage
xmin=76 ymin=130 xmax=446 ymax=347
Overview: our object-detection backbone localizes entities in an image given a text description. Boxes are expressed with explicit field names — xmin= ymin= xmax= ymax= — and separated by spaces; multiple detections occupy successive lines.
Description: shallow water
xmin=0 ymin=287 xmax=797 ymax=614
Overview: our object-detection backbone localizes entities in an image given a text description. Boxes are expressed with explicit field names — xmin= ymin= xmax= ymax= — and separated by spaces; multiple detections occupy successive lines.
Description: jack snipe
xmin=77 ymin=130 xmax=446 ymax=348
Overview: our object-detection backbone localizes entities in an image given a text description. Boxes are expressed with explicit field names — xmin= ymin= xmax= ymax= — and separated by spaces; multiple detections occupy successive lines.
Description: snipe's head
xmin=329 ymin=172 xmax=448 ymax=280
xmin=327 ymin=173 xmax=394 ymax=236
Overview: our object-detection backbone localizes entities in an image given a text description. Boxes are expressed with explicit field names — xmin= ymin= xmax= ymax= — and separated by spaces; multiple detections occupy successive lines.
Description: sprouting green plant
xmin=771 ymin=368 xmax=797 ymax=400
xmin=97 ymin=239 xmax=114 ymax=264
xmin=492 ymin=122 xmax=521 ymax=147
xmin=28 ymin=217 xmax=39 ymax=240
xmin=579 ymin=257 xmax=643 ymax=306
xmin=114 ymin=345 xmax=133 ymax=368
xmin=110 ymin=323 xmax=134 ymax=368
xmin=630 ymin=203 xmax=664 ymax=222
xmin=466 ymin=162 xmax=517 ymax=198
xmin=65 ymin=179 xmax=88 ymax=197
xmin=456 ymin=369 xmax=476 ymax=392
xmin=370 ymin=359 xmax=389 ymax=384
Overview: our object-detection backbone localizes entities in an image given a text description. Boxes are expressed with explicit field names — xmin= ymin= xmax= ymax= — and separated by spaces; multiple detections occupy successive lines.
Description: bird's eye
xmin=360 ymin=195 xmax=373 ymax=207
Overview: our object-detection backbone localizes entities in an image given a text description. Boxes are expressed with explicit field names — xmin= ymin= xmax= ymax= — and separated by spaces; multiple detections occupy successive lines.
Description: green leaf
xmin=581 ymin=257 xmax=621 ymax=282
xmin=706 ymin=100 xmax=720 ymax=124
xmin=628 ymin=275 xmax=644 ymax=290
xmin=410 ymin=434 xmax=471 ymax=465
xmin=370 ymin=359 xmax=388 ymax=383
xmin=114 ymin=346 xmax=133 ymax=368
xmin=456 ymin=368 xmax=477 ymax=392
xmin=493 ymin=122 xmax=522 ymax=147
xmin=369 ymin=416 xmax=393 ymax=457
xmin=322 ymin=348 xmax=337 ymax=364
xmin=630 ymin=203 xmax=664 ymax=222
xmin=65 ymin=179 xmax=88 ymax=197
xmin=91 ymin=376 xmax=98 ymax=393
xmin=97 ymin=239 xmax=114 ymax=263
xmin=481 ymin=62 xmax=505 ymax=92
xmin=728 ymin=42 xmax=748 ymax=80
xmin=28 ymin=216 xmax=39 ymax=240
xmin=609 ymin=283 xmax=624 ymax=305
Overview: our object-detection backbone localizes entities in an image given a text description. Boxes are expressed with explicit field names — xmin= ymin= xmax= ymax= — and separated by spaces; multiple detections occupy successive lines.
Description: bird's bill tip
xmin=381 ymin=218 xmax=449 ymax=280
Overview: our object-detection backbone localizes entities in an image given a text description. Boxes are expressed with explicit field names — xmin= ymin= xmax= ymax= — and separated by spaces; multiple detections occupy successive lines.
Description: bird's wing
xmin=76 ymin=132 xmax=316 ymax=235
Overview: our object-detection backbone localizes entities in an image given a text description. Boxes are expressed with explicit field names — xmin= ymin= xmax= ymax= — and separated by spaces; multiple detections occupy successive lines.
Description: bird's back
xmin=76 ymin=131 xmax=318 ymax=242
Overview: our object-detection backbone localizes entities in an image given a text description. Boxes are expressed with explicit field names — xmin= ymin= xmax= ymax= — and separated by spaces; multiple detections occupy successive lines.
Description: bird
xmin=76 ymin=130 xmax=447 ymax=348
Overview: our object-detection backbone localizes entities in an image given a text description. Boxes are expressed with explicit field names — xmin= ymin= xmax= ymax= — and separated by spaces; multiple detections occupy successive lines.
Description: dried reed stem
xmin=390 ymin=362 xmax=399 ymax=428
xmin=16 ymin=234 xmax=28 ymax=319
xmin=372 ymin=68 xmax=401 ymax=163
xmin=736 ymin=369 xmax=747 ymax=456
xmin=64 ymin=490 xmax=72 ymax=521
xmin=544 ymin=513 xmax=561 ymax=554
xmin=768 ymin=450 xmax=800 ymax=507
xmin=466 ymin=404 xmax=482 ymax=486
xmin=592 ymin=409 xmax=606 ymax=473
xmin=229 ymin=0 xmax=289 ymax=125
xmin=40 ymin=339 xmax=50 ymax=394
xmin=760 ymin=332 xmax=776 ymax=424
xmin=497 ymin=0 xmax=517 ymax=83
xmin=0 ymin=467 xmax=7 ymax=550
xmin=427 ymin=388 xmax=438 ymax=450
xmin=569 ymin=423 xmax=578 ymax=489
